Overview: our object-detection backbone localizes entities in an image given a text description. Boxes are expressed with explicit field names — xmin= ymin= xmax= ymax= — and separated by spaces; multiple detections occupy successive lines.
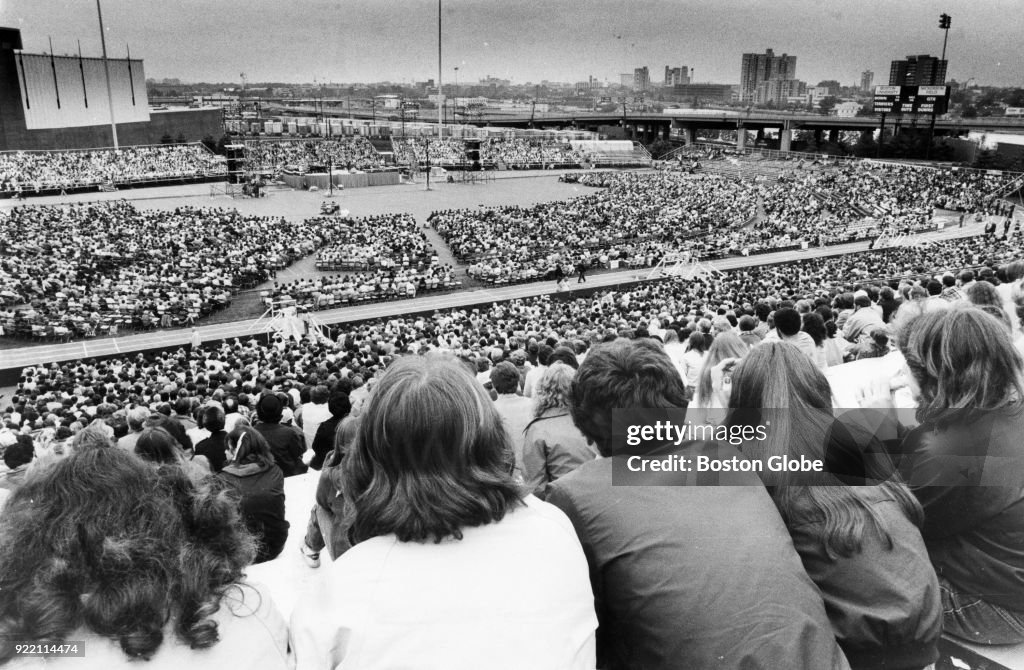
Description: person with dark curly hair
xmin=0 ymin=446 xmax=289 ymax=668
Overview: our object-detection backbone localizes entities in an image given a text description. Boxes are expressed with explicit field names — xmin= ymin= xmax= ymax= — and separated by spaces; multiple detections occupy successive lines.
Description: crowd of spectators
xmin=432 ymin=172 xmax=758 ymax=282
xmin=431 ymin=160 xmax=1015 ymax=282
xmin=391 ymin=137 xmax=467 ymax=167
xmin=0 ymin=201 xmax=345 ymax=339
xmin=313 ymin=213 xmax=434 ymax=269
xmin=480 ymin=138 xmax=585 ymax=168
xmin=3 ymin=230 xmax=1024 ymax=668
xmin=268 ymin=263 xmax=461 ymax=311
xmin=0 ymin=144 xmax=225 ymax=195
xmin=244 ymin=138 xmax=384 ymax=176
xmin=7 ymin=231 xmax=1021 ymax=428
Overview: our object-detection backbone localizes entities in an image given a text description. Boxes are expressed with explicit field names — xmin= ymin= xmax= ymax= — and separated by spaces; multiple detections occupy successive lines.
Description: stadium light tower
xmin=937 ymin=13 xmax=951 ymax=85
xmin=95 ymin=0 xmax=118 ymax=149
xmin=437 ymin=0 xmax=443 ymax=139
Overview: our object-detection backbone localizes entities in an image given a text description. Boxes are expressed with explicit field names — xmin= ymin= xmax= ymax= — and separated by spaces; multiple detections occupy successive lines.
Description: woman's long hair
xmin=135 ymin=426 xmax=186 ymax=465
xmin=0 ymin=447 xmax=256 ymax=663
xmin=902 ymin=305 xmax=1024 ymax=426
xmin=695 ymin=332 xmax=748 ymax=406
xmin=726 ymin=342 xmax=922 ymax=559
xmin=342 ymin=354 xmax=523 ymax=544
xmin=226 ymin=425 xmax=276 ymax=469
xmin=532 ymin=362 xmax=575 ymax=418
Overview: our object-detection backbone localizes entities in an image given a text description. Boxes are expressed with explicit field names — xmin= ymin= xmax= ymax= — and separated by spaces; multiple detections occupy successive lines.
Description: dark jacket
xmin=218 ymin=462 xmax=288 ymax=564
xmin=194 ymin=431 xmax=229 ymax=473
xmin=255 ymin=422 xmax=307 ymax=477
xmin=895 ymin=406 xmax=1024 ymax=612
xmin=546 ymin=442 xmax=849 ymax=670
xmin=310 ymin=416 xmax=341 ymax=471
xmin=789 ymin=486 xmax=941 ymax=670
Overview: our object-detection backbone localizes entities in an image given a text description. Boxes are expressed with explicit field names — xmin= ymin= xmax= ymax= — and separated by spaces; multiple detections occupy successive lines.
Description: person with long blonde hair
xmin=522 ymin=361 xmax=597 ymax=497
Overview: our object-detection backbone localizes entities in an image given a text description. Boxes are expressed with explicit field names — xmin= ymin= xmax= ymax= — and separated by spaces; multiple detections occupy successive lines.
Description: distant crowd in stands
xmin=244 ymin=138 xmax=384 ymax=176
xmin=268 ymin=264 xmax=461 ymax=311
xmin=4 ymin=230 xmax=1024 ymax=667
xmin=433 ymin=161 xmax=1016 ymax=282
xmin=432 ymin=172 xmax=758 ymax=282
xmin=0 ymin=202 xmax=348 ymax=339
xmin=391 ymin=137 xmax=467 ymax=167
xmin=480 ymin=138 xmax=585 ymax=168
xmin=9 ymin=232 xmax=1024 ymax=435
xmin=0 ymin=144 xmax=224 ymax=195
xmin=313 ymin=214 xmax=433 ymax=269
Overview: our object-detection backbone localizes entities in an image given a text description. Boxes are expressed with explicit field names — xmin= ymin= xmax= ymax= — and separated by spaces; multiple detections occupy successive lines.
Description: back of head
xmin=256 ymin=393 xmax=283 ymax=424
xmin=0 ymin=447 xmax=255 ymax=663
xmin=2 ymin=439 xmax=33 ymax=470
xmin=127 ymin=405 xmax=150 ymax=432
xmin=173 ymin=397 xmax=192 ymax=417
xmin=227 ymin=425 xmax=275 ymax=468
xmin=548 ymin=346 xmax=579 ymax=369
xmin=571 ymin=338 xmax=687 ymax=456
xmin=310 ymin=385 xmax=330 ymax=404
xmin=327 ymin=392 xmax=352 ymax=418
xmin=773 ymin=308 xmax=802 ymax=337
xmin=490 ymin=361 xmax=521 ymax=395
xmin=902 ymin=305 xmax=1024 ymax=424
xmin=135 ymin=427 xmax=183 ymax=465
xmin=344 ymin=354 xmax=521 ymax=543
xmin=1006 ymin=259 xmax=1024 ymax=282
xmin=533 ymin=362 xmax=576 ymax=417
xmin=201 ymin=405 xmax=226 ymax=433
xmin=71 ymin=424 xmax=114 ymax=451
xmin=965 ymin=280 xmax=1001 ymax=308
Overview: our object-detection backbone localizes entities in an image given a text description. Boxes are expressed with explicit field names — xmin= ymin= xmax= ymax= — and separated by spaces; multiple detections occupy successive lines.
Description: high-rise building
xmin=633 ymin=66 xmax=650 ymax=92
xmin=740 ymin=48 xmax=797 ymax=102
xmin=860 ymin=70 xmax=874 ymax=92
xmin=889 ymin=55 xmax=947 ymax=86
xmin=664 ymin=65 xmax=690 ymax=87
xmin=754 ymin=78 xmax=806 ymax=105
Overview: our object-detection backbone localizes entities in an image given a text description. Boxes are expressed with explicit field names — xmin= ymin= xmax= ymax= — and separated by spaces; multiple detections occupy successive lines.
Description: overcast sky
xmin=2 ymin=0 xmax=1021 ymax=87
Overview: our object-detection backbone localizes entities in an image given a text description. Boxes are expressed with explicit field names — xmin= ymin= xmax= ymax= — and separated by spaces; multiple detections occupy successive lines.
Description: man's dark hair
xmin=310 ymin=385 xmax=330 ymax=404
xmin=570 ymin=338 xmax=688 ymax=456
xmin=490 ymin=362 xmax=520 ymax=395
xmin=201 ymin=405 xmax=226 ymax=433
xmin=3 ymin=437 xmax=34 ymax=469
xmin=773 ymin=308 xmax=802 ymax=337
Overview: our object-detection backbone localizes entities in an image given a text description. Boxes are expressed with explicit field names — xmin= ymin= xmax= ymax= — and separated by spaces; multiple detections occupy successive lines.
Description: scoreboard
xmin=872 ymin=85 xmax=950 ymax=114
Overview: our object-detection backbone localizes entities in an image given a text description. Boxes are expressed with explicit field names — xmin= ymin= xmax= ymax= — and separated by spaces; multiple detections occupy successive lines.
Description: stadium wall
xmin=0 ymin=29 xmax=221 ymax=150
xmin=0 ymin=108 xmax=223 ymax=151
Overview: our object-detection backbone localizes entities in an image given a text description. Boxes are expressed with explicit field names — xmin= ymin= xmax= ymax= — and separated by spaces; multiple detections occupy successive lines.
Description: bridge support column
xmin=813 ymin=129 xmax=823 ymax=144
xmin=756 ymin=128 xmax=765 ymax=144
xmin=683 ymin=126 xmax=695 ymax=145
xmin=828 ymin=128 xmax=839 ymax=143
xmin=780 ymin=128 xmax=792 ymax=152
xmin=736 ymin=126 xmax=746 ymax=151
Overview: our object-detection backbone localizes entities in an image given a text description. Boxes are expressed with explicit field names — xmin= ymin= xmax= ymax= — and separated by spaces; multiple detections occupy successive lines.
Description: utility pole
xmin=437 ymin=0 xmax=443 ymax=139
xmin=95 ymin=0 xmax=119 ymax=148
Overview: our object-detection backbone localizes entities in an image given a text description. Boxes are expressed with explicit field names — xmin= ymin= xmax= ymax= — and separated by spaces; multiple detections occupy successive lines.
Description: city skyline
xmin=1 ymin=0 xmax=1021 ymax=88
